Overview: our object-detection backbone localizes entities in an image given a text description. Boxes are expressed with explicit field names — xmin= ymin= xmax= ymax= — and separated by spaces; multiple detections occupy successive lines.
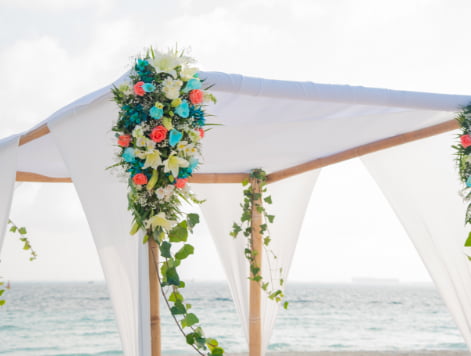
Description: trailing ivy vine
xmin=230 ymin=169 xmax=288 ymax=309
xmin=0 ymin=219 xmax=37 ymax=306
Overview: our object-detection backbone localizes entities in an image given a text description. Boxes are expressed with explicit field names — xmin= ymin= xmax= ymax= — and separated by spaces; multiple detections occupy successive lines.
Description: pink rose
xmin=175 ymin=178 xmax=188 ymax=189
xmin=134 ymin=81 xmax=145 ymax=96
xmin=198 ymin=128 xmax=205 ymax=138
xmin=150 ymin=126 xmax=168 ymax=143
xmin=461 ymin=134 xmax=471 ymax=148
xmin=132 ymin=173 xmax=148 ymax=185
xmin=118 ymin=134 xmax=131 ymax=147
xmin=189 ymin=89 xmax=204 ymax=105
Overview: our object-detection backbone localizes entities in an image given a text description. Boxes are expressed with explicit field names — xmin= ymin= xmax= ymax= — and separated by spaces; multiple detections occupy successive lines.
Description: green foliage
xmin=1 ymin=219 xmax=37 ymax=307
xmin=230 ymin=169 xmax=287 ymax=308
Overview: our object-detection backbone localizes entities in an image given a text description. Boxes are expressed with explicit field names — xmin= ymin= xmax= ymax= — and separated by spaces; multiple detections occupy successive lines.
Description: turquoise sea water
xmin=0 ymin=282 xmax=467 ymax=355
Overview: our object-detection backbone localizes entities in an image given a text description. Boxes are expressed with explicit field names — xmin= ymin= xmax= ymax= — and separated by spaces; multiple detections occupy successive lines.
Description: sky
xmin=1 ymin=0 xmax=471 ymax=283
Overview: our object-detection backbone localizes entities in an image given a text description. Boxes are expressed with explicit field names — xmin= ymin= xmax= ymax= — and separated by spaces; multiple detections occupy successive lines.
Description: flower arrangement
xmin=453 ymin=104 xmax=471 ymax=253
xmin=111 ymin=47 xmax=222 ymax=356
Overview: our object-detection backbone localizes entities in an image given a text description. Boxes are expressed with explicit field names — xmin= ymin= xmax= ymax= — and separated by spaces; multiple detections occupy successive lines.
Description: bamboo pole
xmin=148 ymin=238 xmax=161 ymax=356
xmin=249 ymin=175 xmax=263 ymax=356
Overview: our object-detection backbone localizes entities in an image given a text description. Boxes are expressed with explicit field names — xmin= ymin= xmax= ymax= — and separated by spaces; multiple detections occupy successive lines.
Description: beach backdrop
xmin=0 ymin=282 xmax=468 ymax=355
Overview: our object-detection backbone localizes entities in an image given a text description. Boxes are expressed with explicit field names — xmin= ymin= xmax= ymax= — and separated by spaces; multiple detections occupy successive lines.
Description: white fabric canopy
xmin=362 ymin=132 xmax=471 ymax=346
xmin=2 ymin=70 xmax=471 ymax=355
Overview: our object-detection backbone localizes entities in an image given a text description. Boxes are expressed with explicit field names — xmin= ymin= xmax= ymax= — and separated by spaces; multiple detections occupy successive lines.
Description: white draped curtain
xmin=47 ymin=99 xmax=151 ymax=356
xmin=361 ymin=131 xmax=471 ymax=347
xmin=191 ymin=169 xmax=320 ymax=354
xmin=0 ymin=135 xmax=19 ymax=252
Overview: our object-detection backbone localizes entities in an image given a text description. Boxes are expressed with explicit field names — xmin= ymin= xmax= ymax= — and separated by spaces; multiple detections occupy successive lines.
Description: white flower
xmin=163 ymin=153 xmax=189 ymax=177
xmin=132 ymin=125 xmax=144 ymax=138
xmin=162 ymin=78 xmax=183 ymax=100
xmin=142 ymin=150 xmax=162 ymax=169
xmin=180 ymin=67 xmax=198 ymax=81
xmin=150 ymin=52 xmax=180 ymax=77
xmin=156 ymin=187 xmax=167 ymax=200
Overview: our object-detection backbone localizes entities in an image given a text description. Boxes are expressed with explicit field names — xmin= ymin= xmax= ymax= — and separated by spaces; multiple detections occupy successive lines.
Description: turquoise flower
xmin=188 ymin=157 xmax=199 ymax=172
xmin=122 ymin=148 xmax=136 ymax=163
xmin=149 ymin=106 xmax=163 ymax=120
xmin=183 ymin=78 xmax=202 ymax=93
xmin=467 ymin=175 xmax=471 ymax=187
xmin=142 ymin=83 xmax=156 ymax=93
xmin=169 ymin=129 xmax=183 ymax=147
xmin=175 ymin=100 xmax=189 ymax=118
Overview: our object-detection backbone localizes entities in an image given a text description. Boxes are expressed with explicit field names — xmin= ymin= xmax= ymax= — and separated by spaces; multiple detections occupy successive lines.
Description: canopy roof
xmin=12 ymin=71 xmax=470 ymax=183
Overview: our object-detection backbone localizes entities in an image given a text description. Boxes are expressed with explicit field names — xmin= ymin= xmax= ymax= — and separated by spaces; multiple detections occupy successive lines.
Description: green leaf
xmin=267 ymin=215 xmax=275 ymax=223
xmin=181 ymin=313 xmax=199 ymax=328
xmin=206 ymin=338 xmax=218 ymax=350
xmin=186 ymin=332 xmax=196 ymax=345
xmin=142 ymin=234 xmax=149 ymax=244
xmin=9 ymin=226 xmax=17 ymax=233
xmin=166 ymin=267 xmax=180 ymax=286
xmin=210 ymin=347 xmax=225 ymax=356
xmin=187 ymin=213 xmax=200 ymax=228
xmin=0 ymin=300 xmax=5 ymax=306
xmin=175 ymin=244 xmax=194 ymax=260
xmin=170 ymin=301 xmax=187 ymax=315
xmin=0 ymin=290 xmax=4 ymax=296
xmin=160 ymin=241 xmax=172 ymax=258
xmin=264 ymin=196 xmax=272 ymax=204
xmin=18 ymin=227 xmax=27 ymax=235
xmin=263 ymin=237 xmax=271 ymax=246
xmin=169 ymin=291 xmax=184 ymax=302
xmin=169 ymin=221 xmax=188 ymax=242
xmin=283 ymin=301 xmax=289 ymax=310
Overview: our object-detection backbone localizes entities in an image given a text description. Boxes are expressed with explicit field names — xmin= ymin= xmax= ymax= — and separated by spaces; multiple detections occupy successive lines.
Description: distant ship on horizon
xmin=352 ymin=277 xmax=400 ymax=285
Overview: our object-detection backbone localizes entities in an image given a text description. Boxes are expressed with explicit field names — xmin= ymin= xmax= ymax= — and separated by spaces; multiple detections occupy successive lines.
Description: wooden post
xmin=249 ymin=176 xmax=262 ymax=356
xmin=148 ymin=238 xmax=161 ymax=356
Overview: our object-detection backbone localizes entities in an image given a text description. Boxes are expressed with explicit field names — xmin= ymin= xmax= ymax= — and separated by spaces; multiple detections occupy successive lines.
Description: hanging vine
xmin=0 ymin=219 xmax=37 ymax=306
xmin=230 ymin=169 xmax=288 ymax=309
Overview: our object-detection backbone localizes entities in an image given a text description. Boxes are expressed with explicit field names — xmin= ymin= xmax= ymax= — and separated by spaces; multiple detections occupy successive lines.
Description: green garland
xmin=0 ymin=219 xmax=37 ymax=306
xmin=453 ymin=104 xmax=471 ymax=253
xmin=230 ymin=169 xmax=288 ymax=309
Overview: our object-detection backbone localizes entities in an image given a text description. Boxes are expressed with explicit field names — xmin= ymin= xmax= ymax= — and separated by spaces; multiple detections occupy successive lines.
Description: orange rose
xmin=175 ymin=178 xmax=188 ymax=189
xmin=198 ymin=128 xmax=205 ymax=138
xmin=118 ymin=134 xmax=131 ymax=147
xmin=132 ymin=173 xmax=148 ymax=185
xmin=150 ymin=126 xmax=168 ymax=143
xmin=189 ymin=89 xmax=204 ymax=105
xmin=461 ymin=134 xmax=471 ymax=148
xmin=134 ymin=81 xmax=145 ymax=96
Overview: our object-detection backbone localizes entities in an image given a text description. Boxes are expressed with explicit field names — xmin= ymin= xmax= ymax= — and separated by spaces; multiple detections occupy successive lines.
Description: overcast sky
xmin=1 ymin=0 xmax=471 ymax=283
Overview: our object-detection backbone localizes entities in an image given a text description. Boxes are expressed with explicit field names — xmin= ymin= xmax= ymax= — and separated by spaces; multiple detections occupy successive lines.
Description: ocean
xmin=0 ymin=282 xmax=466 ymax=355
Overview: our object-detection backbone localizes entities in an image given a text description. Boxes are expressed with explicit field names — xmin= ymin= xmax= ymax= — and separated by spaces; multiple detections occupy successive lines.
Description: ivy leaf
xmin=187 ymin=213 xmax=200 ymax=228
xmin=181 ymin=313 xmax=199 ymax=328
xmin=166 ymin=267 xmax=180 ymax=286
xmin=206 ymin=338 xmax=218 ymax=350
xmin=0 ymin=290 xmax=4 ymax=296
xmin=169 ymin=221 xmax=188 ymax=242
xmin=186 ymin=332 xmax=196 ymax=345
xmin=264 ymin=196 xmax=272 ymax=204
xmin=0 ymin=300 xmax=5 ymax=306
xmin=175 ymin=244 xmax=194 ymax=260
xmin=209 ymin=347 xmax=225 ymax=356
xmin=267 ymin=215 xmax=275 ymax=223
xmin=283 ymin=301 xmax=289 ymax=310
xmin=466 ymin=232 xmax=471 ymax=247
xmin=169 ymin=291 xmax=184 ymax=302
xmin=9 ymin=226 xmax=17 ymax=233
xmin=160 ymin=241 xmax=172 ymax=258
xmin=18 ymin=227 xmax=27 ymax=235
xmin=170 ymin=301 xmax=186 ymax=315
xmin=263 ymin=237 xmax=271 ymax=246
